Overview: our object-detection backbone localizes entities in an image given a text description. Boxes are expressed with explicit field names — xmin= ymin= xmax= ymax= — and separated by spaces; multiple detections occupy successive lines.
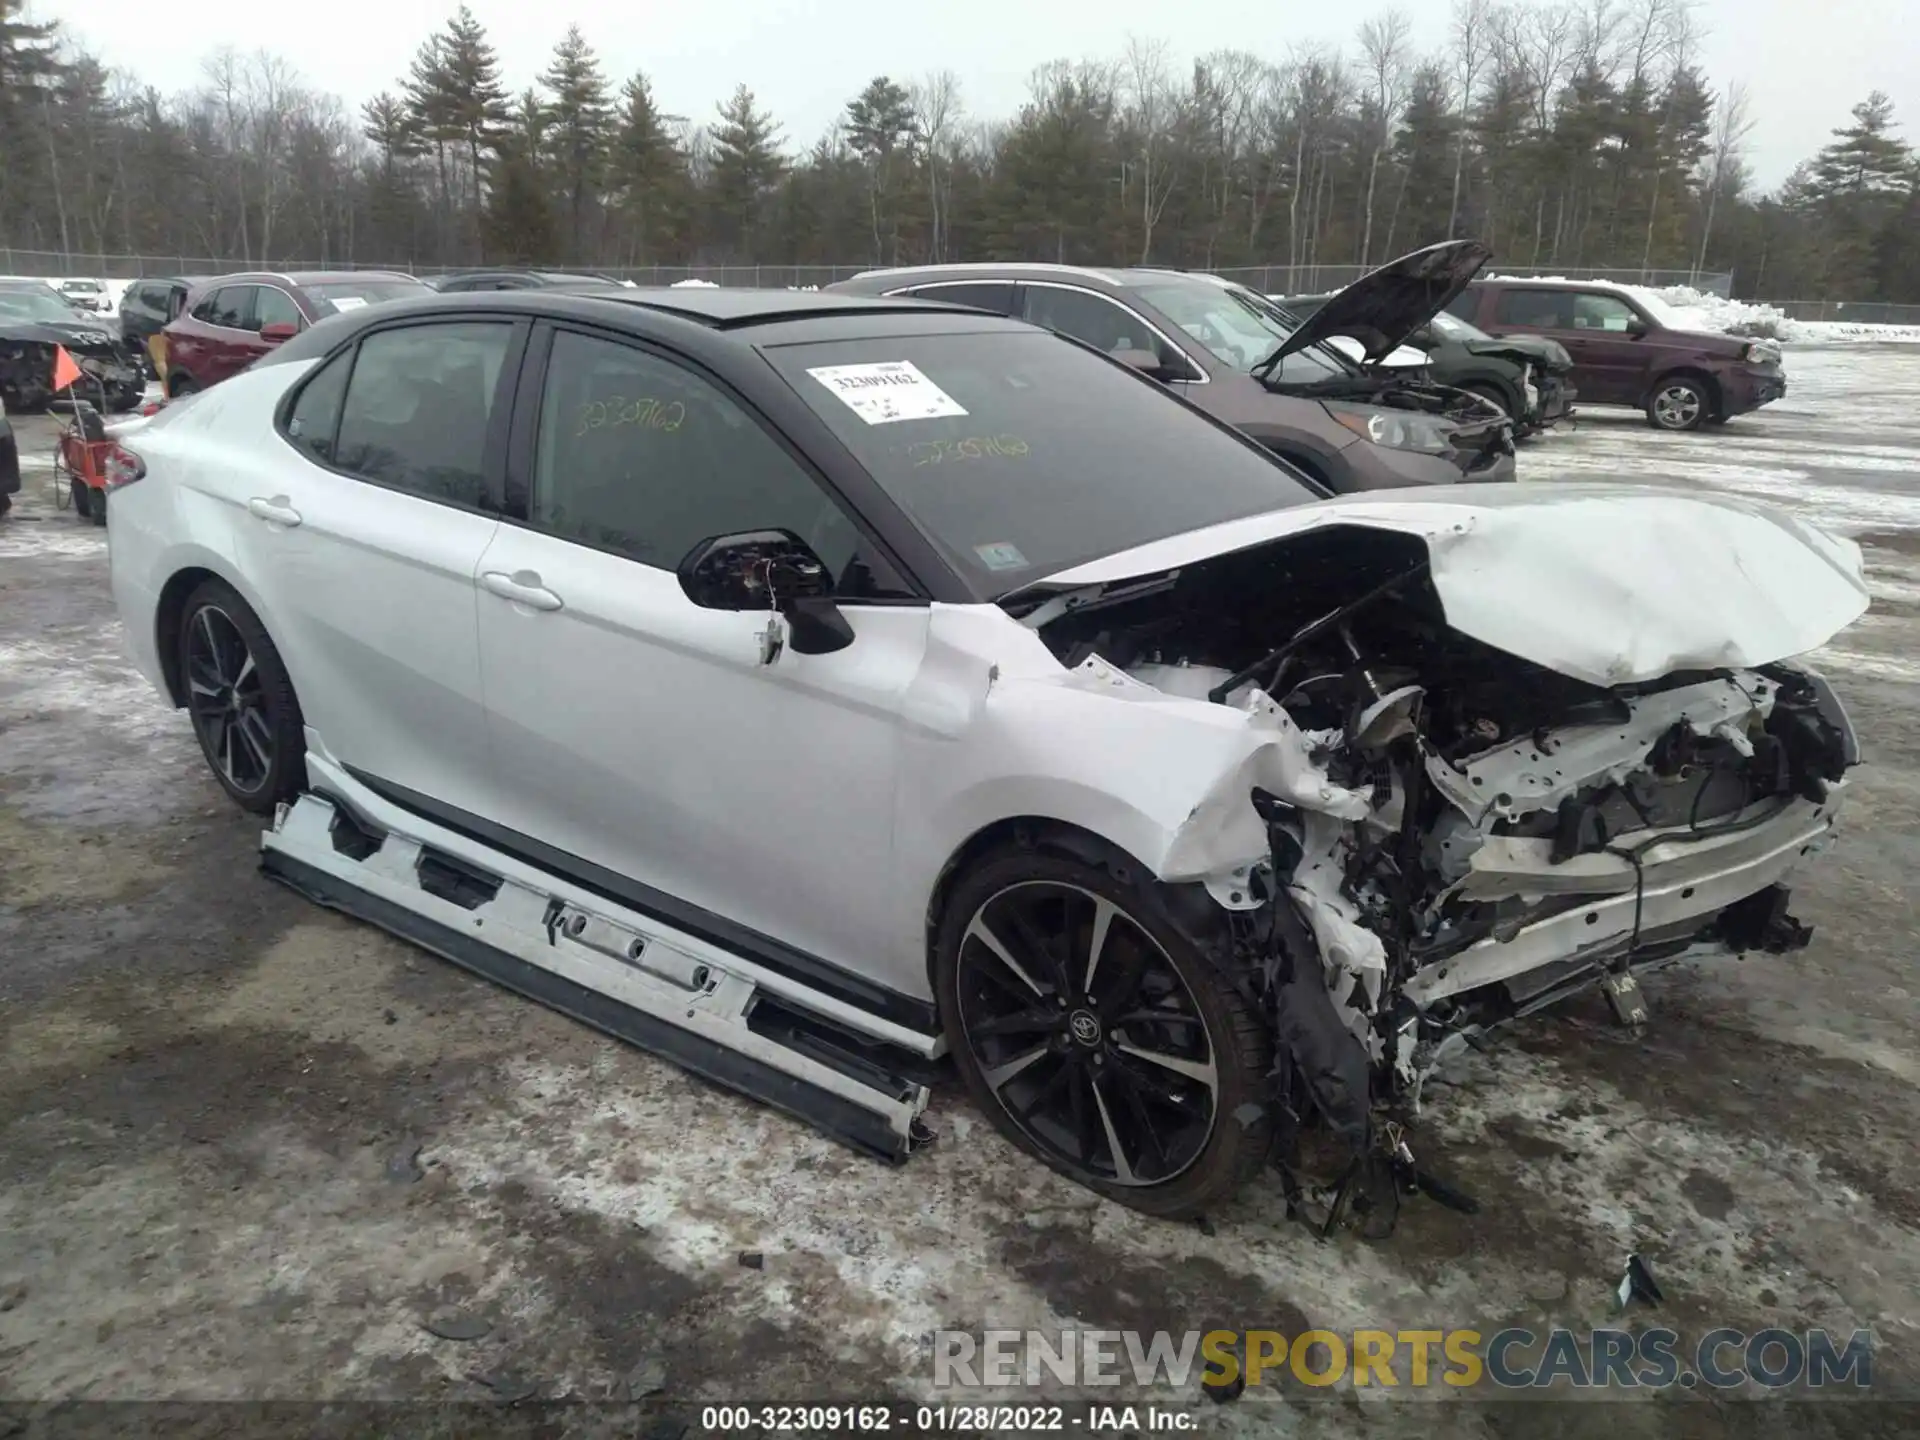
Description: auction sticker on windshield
xmin=807 ymin=361 xmax=967 ymax=425
xmin=330 ymin=297 xmax=367 ymax=311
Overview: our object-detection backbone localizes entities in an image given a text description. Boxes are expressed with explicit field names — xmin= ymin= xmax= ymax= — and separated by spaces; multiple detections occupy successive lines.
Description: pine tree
xmin=606 ymin=72 xmax=689 ymax=267
xmin=844 ymin=76 xmax=917 ymax=264
xmin=987 ymin=65 xmax=1117 ymax=264
xmin=425 ymin=6 xmax=511 ymax=254
xmin=1387 ymin=64 xmax=1455 ymax=250
xmin=707 ymin=85 xmax=786 ymax=260
xmin=0 ymin=0 xmax=66 ymax=245
xmin=539 ymin=25 xmax=612 ymax=261
xmin=486 ymin=90 xmax=555 ymax=263
xmin=1811 ymin=92 xmax=1913 ymax=199
xmin=361 ymin=92 xmax=423 ymax=259
xmin=1805 ymin=92 xmax=1914 ymax=296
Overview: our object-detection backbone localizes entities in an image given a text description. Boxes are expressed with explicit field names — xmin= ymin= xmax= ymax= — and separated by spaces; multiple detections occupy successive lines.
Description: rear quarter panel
xmin=108 ymin=367 xmax=305 ymax=700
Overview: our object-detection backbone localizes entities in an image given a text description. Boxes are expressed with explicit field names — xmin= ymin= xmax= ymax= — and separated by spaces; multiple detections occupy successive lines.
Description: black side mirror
xmin=676 ymin=529 xmax=854 ymax=657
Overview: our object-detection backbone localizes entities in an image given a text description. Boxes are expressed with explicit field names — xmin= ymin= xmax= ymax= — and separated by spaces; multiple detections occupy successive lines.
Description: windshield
xmin=1428 ymin=311 xmax=1491 ymax=342
xmin=768 ymin=328 xmax=1318 ymax=597
xmin=1130 ymin=279 xmax=1349 ymax=383
xmin=0 ymin=287 xmax=85 ymax=323
xmin=306 ymin=278 xmax=432 ymax=315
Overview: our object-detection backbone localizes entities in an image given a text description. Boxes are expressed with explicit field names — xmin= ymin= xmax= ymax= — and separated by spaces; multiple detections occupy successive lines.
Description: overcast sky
xmin=47 ymin=0 xmax=1920 ymax=192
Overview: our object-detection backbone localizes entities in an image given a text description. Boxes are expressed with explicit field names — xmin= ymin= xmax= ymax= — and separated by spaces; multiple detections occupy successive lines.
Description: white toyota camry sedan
xmin=103 ymin=286 xmax=1868 ymax=1226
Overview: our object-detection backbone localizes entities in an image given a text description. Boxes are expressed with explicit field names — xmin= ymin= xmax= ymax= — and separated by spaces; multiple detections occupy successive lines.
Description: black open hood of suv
xmin=1273 ymin=240 xmax=1491 ymax=365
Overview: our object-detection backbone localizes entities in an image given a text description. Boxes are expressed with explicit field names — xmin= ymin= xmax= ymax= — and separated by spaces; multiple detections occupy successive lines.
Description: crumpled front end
xmin=0 ymin=324 xmax=145 ymax=410
xmin=1020 ymin=506 xmax=1865 ymax=1228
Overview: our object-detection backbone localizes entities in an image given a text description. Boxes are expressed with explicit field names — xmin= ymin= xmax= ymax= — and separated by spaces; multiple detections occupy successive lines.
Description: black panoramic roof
xmin=613 ymin=286 xmax=981 ymax=329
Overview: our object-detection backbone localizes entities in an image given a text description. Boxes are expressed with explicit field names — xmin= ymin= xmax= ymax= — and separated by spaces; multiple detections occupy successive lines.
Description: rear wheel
xmin=934 ymin=843 xmax=1271 ymax=1217
xmin=168 ymin=373 xmax=197 ymax=399
xmin=176 ymin=579 xmax=307 ymax=813
xmin=90 ymin=485 xmax=107 ymax=528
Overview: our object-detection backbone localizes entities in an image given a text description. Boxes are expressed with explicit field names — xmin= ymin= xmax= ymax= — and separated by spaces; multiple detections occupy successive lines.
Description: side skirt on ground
xmin=260 ymin=785 xmax=935 ymax=1163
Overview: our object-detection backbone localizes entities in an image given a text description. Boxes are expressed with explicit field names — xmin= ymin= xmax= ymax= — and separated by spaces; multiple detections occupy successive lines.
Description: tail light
xmin=103 ymin=444 xmax=146 ymax=489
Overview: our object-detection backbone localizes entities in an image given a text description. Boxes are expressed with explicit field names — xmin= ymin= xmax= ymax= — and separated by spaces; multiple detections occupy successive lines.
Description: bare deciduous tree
xmin=1356 ymin=11 xmax=1412 ymax=266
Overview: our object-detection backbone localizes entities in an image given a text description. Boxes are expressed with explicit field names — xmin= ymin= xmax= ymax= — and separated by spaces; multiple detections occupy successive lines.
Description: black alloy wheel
xmin=177 ymin=580 xmax=307 ymax=812
xmin=937 ymin=850 xmax=1270 ymax=1216
xmin=185 ymin=604 xmax=274 ymax=796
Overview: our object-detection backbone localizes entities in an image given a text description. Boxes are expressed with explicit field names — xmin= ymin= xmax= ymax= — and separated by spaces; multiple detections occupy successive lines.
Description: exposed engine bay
xmin=1273 ymin=370 xmax=1479 ymax=419
xmin=1020 ymin=525 xmax=1858 ymax=1225
xmin=0 ymin=325 xmax=145 ymax=413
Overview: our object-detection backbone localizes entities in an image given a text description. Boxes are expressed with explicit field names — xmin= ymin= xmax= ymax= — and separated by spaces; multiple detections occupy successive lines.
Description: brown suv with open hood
xmin=1445 ymin=279 xmax=1786 ymax=431
xmin=827 ymin=243 xmax=1516 ymax=494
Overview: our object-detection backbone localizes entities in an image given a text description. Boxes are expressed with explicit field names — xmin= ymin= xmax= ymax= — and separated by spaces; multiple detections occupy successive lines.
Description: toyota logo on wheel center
xmin=1068 ymin=1009 xmax=1102 ymax=1046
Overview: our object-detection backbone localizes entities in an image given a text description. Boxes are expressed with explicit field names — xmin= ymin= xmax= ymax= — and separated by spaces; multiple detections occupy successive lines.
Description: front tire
xmin=168 ymin=373 xmax=197 ymax=399
xmin=934 ymin=843 xmax=1272 ymax=1218
xmin=70 ymin=477 xmax=92 ymax=518
xmin=176 ymin=579 xmax=307 ymax=813
xmin=1647 ymin=377 xmax=1711 ymax=431
xmin=1460 ymin=381 xmax=1516 ymax=420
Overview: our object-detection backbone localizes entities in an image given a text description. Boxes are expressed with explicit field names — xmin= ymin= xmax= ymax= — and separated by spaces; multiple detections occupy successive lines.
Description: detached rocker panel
xmin=260 ymin=761 xmax=935 ymax=1163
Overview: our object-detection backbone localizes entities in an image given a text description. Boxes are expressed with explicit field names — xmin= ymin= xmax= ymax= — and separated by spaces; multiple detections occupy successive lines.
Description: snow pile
xmin=1485 ymin=273 xmax=1920 ymax=345
xmin=669 ymin=278 xmax=720 ymax=288
xmin=1637 ymin=285 xmax=1920 ymax=344
xmin=1633 ymin=285 xmax=1790 ymax=337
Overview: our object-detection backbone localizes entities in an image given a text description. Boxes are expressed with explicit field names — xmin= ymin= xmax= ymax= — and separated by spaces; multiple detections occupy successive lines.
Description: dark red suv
xmin=160 ymin=271 xmax=431 ymax=396
xmin=1445 ymin=279 xmax=1785 ymax=432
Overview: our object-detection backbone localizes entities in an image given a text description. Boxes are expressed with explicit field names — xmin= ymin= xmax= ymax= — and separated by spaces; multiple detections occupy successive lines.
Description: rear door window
xmin=330 ymin=322 xmax=514 ymax=509
xmin=198 ymin=286 xmax=258 ymax=330
xmin=1493 ymin=289 xmax=1574 ymax=328
xmin=900 ymin=282 xmax=1015 ymax=314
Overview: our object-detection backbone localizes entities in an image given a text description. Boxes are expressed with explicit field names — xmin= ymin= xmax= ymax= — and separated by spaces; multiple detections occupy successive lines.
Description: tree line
xmin=2 ymin=0 xmax=1916 ymax=301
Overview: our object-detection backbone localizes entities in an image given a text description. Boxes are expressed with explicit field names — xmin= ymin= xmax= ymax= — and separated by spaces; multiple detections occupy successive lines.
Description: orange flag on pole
xmin=51 ymin=345 xmax=84 ymax=392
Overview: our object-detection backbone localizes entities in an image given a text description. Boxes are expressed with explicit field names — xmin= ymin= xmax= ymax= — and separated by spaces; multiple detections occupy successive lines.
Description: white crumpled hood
xmin=1033 ymin=482 xmax=1871 ymax=687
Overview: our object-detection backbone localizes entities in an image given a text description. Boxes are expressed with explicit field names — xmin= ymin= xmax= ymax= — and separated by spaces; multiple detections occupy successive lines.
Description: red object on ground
xmin=57 ymin=428 xmax=115 ymax=499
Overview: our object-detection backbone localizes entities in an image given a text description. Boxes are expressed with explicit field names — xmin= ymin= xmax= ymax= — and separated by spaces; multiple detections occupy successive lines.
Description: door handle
xmin=482 ymin=570 xmax=564 ymax=611
xmin=247 ymin=496 xmax=302 ymax=527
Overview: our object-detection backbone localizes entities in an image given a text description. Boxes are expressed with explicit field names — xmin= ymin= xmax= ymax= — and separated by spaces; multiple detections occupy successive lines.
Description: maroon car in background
xmin=1444 ymin=278 xmax=1786 ymax=432
xmin=160 ymin=270 xmax=431 ymax=396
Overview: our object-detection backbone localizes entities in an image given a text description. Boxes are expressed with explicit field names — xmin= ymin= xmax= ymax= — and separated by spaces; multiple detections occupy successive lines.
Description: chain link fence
xmin=1 ymin=248 xmax=1738 ymax=294
xmin=37 ymin=247 xmax=1920 ymax=320
xmin=1755 ymin=299 xmax=1920 ymax=327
